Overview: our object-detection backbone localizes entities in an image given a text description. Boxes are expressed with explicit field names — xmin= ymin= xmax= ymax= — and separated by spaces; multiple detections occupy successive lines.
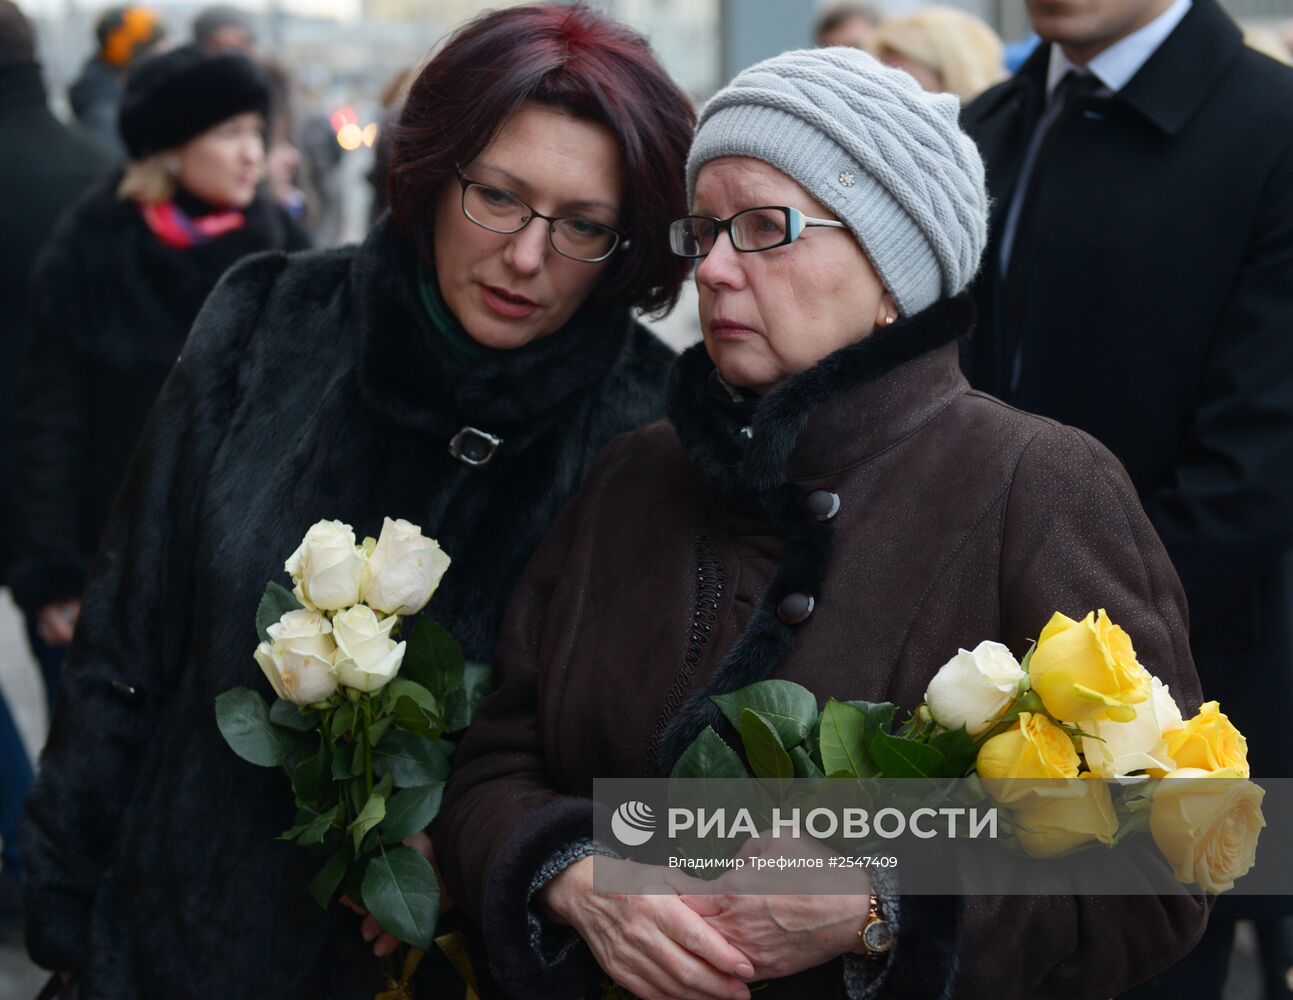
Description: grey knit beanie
xmin=686 ymin=47 xmax=988 ymax=317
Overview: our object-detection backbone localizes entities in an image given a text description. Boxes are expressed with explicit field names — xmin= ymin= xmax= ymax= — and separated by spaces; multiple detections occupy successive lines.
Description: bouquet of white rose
xmin=675 ymin=609 xmax=1265 ymax=894
xmin=216 ymin=517 xmax=488 ymax=955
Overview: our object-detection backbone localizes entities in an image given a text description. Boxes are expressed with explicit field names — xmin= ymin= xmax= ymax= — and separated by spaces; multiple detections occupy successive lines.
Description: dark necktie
xmin=997 ymin=71 xmax=1104 ymax=396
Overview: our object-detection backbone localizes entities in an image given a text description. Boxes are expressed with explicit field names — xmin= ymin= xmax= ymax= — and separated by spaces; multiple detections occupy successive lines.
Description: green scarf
xmin=416 ymin=263 xmax=494 ymax=371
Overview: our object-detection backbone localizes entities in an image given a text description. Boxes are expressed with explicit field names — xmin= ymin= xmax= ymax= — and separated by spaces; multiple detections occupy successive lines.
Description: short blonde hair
xmin=116 ymin=152 xmax=177 ymax=203
xmin=876 ymin=7 xmax=1007 ymax=105
xmin=1243 ymin=26 xmax=1291 ymax=66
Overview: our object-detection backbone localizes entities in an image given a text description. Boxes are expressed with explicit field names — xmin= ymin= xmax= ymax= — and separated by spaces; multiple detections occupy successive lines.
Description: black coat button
xmin=805 ymin=490 xmax=840 ymax=521
xmin=777 ymin=592 xmax=815 ymax=624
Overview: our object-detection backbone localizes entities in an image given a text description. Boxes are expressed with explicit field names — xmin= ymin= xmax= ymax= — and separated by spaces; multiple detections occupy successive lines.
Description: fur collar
xmin=667 ymin=294 xmax=974 ymax=503
xmin=352 ymin=216 xmax=636 ymax=438
xmin=655 ymin=295 xmax=974 ymax=774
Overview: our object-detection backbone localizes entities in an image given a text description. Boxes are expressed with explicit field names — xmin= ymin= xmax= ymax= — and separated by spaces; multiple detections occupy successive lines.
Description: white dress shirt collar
xmin=1046 ymin=0 xmax=1192 ymax=98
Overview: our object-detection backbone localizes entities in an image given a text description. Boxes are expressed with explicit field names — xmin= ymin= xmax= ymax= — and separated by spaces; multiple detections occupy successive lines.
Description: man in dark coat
xmin=960 ymin=0 xmax=1293 ymax=993
xmin=0 ymin=0 xmax=111 ymax=900
xmin=0 ymin=0 xmax=111 ymax=592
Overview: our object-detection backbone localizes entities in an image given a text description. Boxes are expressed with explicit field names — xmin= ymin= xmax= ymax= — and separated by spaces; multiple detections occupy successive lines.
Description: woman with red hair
xmin=20 ymin=6 xmax=693 ymax=997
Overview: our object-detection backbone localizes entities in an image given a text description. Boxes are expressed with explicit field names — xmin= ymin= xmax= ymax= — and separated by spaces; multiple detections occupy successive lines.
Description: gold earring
xmin=884 ymin=314 xmax=896 ymax=326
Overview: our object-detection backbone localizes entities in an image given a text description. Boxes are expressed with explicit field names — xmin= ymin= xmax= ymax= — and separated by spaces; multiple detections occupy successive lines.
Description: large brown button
xmin=805 ymin=490 xmax=840 ymax=522
xmin=777 ymin=592 xmax=815 ymax=624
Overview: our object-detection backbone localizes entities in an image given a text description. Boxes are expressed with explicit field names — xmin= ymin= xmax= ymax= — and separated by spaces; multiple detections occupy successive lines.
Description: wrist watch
xmin=856 ymin=894 xmax=893 ymax=959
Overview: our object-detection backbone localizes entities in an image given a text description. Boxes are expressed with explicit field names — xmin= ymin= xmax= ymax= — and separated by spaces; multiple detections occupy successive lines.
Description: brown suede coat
xmin=435 ymin=297 xmax=1209 ymax=999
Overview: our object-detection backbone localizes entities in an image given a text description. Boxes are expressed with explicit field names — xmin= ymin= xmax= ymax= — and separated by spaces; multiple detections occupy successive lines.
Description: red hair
xmin=388 ymin=3 xmax=695 ymax=315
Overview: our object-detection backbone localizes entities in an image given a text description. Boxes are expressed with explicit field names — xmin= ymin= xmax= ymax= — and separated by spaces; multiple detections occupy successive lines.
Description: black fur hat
xmin=118 ymin=44 xmax=269 ymax=159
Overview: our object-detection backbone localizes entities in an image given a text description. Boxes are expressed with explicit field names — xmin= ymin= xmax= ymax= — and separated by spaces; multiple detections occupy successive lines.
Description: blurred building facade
xmin=19 ymin=0 xmax=1288 ymax=247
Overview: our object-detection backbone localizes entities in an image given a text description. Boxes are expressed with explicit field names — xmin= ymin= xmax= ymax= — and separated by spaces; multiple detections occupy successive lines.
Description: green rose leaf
xmin=361 ymin=846 xmax=441 ymax=950
xmin=442 ymin=661 xmax=492 ymax=734
xmin=373 ymin=730 xmax=453 ymax=788
xmin=805 ymin=718 xmax=822 ymax=766
xmin=308 ymin=848 xmax=350 ymax=909
xmin=270 ymin=699 xmax=320 ymax=733
xmin=282 ymin=731 xmax=316 ymax=771
xmin=216 ymin=688 xmax=285 ymax=767
xmin=386 ymin=679 xmax=437 ymax=714
xmin=348 ymin=777 xmax=368 ymax=816
xmin=340 ymin=859 xmax=366 ymax=904
xmin=379 ymin=783 xmax=445 ymax=842
xmin=292 ymin=747 xmax=330 ymax=805
xmin=929 ymin=727 xmax=978 ymax=778
xmin=369 ymin=716 xmax=394 ymax=748
xmin=300 ymin=803 xmax=342 ymax=847
xmin=349 ymin=789 xmax=388 ymax=853
xmin=279 ymin=804 xmax=322 ymax=841
xmin=671 ymin=726 xmax=749 ymax=780
xmin=740 ymin=708 xmax=795 ymax=781
xmin=331 ymin=741 xmax=358 ymax=780
xmin=331 ymin=702 xmax=356 ymax=739
xmin=386 ymin=678 xmax=440 ymax=738
xmin=790 ymin=745 xmax=824 ymax=779
xmin=256 ymin=581 xmax=303 ymax=644
xmin=819 ymin=700 xmax=874 ymax=778
xmin=712 ymin=680 xmax=818 ymax=749
xmin=870 ymin=731 xmax=947 ymax=779
xmin=847 ymin=701 xmax=899 ymax=746
xmin=391 ymin=698 xmax=436 ymax=739
xmin=402 ymin=618 xmax=464 ymax=704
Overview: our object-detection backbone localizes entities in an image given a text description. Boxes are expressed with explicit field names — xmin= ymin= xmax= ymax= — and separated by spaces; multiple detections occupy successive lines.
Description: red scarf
xmin=138 ymin=200 xmax=246 ymax=249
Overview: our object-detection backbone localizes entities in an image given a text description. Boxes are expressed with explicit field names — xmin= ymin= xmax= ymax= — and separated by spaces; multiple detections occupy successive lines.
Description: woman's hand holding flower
xmin=340 ymin=831 xmax=447 ymax=957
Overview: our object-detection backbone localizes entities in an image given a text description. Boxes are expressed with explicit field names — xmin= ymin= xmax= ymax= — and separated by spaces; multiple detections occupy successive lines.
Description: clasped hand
xmin=539 ymin=837 xmax=872 ymax=1000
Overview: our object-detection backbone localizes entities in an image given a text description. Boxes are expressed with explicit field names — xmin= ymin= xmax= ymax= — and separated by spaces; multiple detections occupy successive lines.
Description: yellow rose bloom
xmin=1013 ymin=775 xmax=1119 ymax=858
xmin=1150 ymin=767 xmax=1265 ymax=893
xmin=976 ymin=712 xmax=1080 ymax=804
xmin=1029 ymin=610 xmax=1151 ymax=723
xmin=1164 ymin=702 xmax=1250 ymax=779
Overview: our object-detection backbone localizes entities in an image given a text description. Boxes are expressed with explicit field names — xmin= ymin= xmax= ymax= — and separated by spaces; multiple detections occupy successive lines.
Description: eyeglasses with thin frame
xmin=455 ymin=169 xmax=627 ymax=264
xmin=668 ymin=206 xmax=847 ymax=258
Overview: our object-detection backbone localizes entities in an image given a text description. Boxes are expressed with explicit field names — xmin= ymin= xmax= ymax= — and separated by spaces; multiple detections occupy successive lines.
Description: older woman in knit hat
xmin=434 ymin=48 xmax=1207 ymax=999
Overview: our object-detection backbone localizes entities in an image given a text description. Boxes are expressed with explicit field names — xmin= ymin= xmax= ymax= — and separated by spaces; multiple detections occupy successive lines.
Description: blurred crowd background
xmin=3 ymin=0 xmax=1293 ymax=995
xmin=11 ymin=0 xmax=1292 ymax=248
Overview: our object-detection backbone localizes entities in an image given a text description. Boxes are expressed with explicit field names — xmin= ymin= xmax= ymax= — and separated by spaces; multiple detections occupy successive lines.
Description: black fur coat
xmin=20 ymin=215 xmax=674 ymax=998
xmin=8 ymin=172 xmax=309 ymax=613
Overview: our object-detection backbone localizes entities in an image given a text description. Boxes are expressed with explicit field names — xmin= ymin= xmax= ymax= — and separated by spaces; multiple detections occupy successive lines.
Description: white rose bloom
xmin=254 ymin=609 xmax=338 ymax=705
xmin=284 ymin=519 xmax=367 ymax=611
xmin=333 ymin=604 xmax=406 ymax=693
xmin=1081 ymin=675 xmax=1183 ymax=779
xmin=362 ymin=517 xmax=452 ymax=617
xmin=925 ymin=640 xmax=1025 ymax=737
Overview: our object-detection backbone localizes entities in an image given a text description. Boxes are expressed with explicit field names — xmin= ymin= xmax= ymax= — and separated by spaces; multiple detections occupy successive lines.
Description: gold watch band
xmin=856 ymin=893 xmax=893 ymax=958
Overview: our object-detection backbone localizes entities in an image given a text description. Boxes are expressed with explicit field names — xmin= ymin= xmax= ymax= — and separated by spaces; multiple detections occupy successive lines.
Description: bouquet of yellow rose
xmin=215 ymin=517 xmax=489 ymax=952
xmin=672 ymin=609 xmax=1265 ymax=894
